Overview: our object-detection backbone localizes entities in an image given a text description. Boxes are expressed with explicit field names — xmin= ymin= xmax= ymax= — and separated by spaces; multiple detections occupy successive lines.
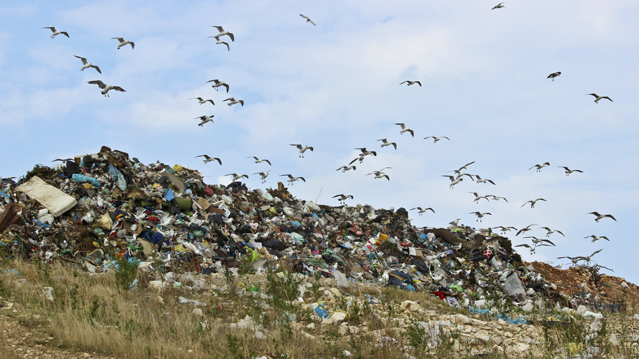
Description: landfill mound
xmin=0 ymin=146 xmax=633 ymax=314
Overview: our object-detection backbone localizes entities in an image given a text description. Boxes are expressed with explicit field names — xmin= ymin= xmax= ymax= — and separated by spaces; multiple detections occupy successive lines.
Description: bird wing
xmin=348 ymin=158 xmax=359 ymax=165
xmin=606 ymin=214 xmax=617 ymax=221
xmin=601 ymin=236 xmax=609 ymax=241
xmin=195 ymin=155 xmax=207 ymax=158
xmin=88 ymin=80 xmax=106 ymax=89
xmin=299 ymin=177 xmax=306 ymax=182
xmin=590 ymin=249 xmax=603 ymax=257
xmin=224 ymin=97 xmax=234 ymax=102
xmin=74 ymin=55 xmax=88 ymax=64
xmin=223 ymin=84 xmax=229 ymax=92
xmin=515 ymin=244 xmax=531 ymax=248
xmin=424 ymin=136 xmax=434 ymax=140
xmin=239 ymin=100 xmax=244 ymax=106
xmin=442 ymin=136 xmax=450 ymax=140
xmin=91 ymin=65 xmax=102 ymax=74
xmin=541 ymin=239 xmax=556 ymax=246
xmin=332 ymin=194 xmax=344 ymax=198
xmin=395 ymin=123 xmax=405 ymax=128
xmin=556 ymin=231 xmax=565 ymax=237
xmin=61 ymin=32 xmax=69 ymax=37
xmin=43 ymin=27 xmax=56 ymax=31
xmin=441 ymin=175 xmax=454 ymax=181
xmin=309 ymin=20 xmax=316 ymax=26
xmin=588 ymin=211 xmax=600 ymax=216
xmin=520 ymin=201 xmax=530 ymax=208
xmin=399 ymin=81 xmax=408 ymax=85
xmin=112 ymin=37 xmax=125 ymax=42
xmin=601 ymin=96 xmax=612 ymax=102
xmin=538 ymin=198 xmax=546 ymax=202
xmin=426 ymin=208 xmax=435 ymax=213
xmin=408 ymin=129 xmax=414 ymax=137
xmin=264 ymin=160 xmax=271 ymax=165
xmin=111 ymin=86 xmax=126 ymax=92
xmin=415 ymin=81 xmax=422 ymax=86
xmin=335 ymin=166 xmax=344 ymax=171
xmin=212 ymin=26 xmax=224 ymax=32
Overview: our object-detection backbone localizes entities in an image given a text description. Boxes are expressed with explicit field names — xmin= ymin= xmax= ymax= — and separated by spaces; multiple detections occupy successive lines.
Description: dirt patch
xmin=529 ymin=261 xmax=639 ymax=311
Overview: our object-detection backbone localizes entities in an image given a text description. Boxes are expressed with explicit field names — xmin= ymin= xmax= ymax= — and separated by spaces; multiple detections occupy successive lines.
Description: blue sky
xmin=2 ymin=0 xmax=638 ymax=283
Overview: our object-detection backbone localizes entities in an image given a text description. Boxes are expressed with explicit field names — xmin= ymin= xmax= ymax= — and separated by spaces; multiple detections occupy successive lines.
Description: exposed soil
xmin=529 ymin=261 xmax=639 ymax=311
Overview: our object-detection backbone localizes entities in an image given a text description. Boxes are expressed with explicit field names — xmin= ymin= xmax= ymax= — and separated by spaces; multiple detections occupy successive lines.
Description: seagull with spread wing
xmin=248 ymin=157 xmax=271 ymax=165
xmin=87 ymin=80 xmax=126 ymax=97
xmin=190 ymin=97 xmax=215 ymax=105
xmin=224 ymin=97 xmax=244 ymax=107
xmin=585 ymin=235 xmax=610 ymax=243
xmin=400 ymin=80 xmax=421 ymax=87
xmin=586 ymin=93 xmax=613 ymax=104
xmin=195 ymin=115 xmax=214 ymax=127
xmin=299 ymin=14 xmax=316 ymax=26
xmin=336 ymin=165 xmax=356 ymax=172
xmin=207 ymin=79 xmax=230 ymax=92
xmin=196 ymin=155 xmax=222 ymax=165
xmin=210 ymin=26 xmax=234 ymax=41
xmin=540 ymin=227 xmax=565 ymax=237
xmin=290 ymin=144 xmax=313 ymax=158
xmin=377 ymin=138 xmax=397 ymax=150
xmin=529 ymin=162 xmax=550 ymax=172
xmin=424 ymin=136 xmax=450 ymax=143
xmin=411 ymin=207 xmax=435 ymax=215
xmin=547 ymin=72 xmax=561 ymax=81
xmin=395 ymin=123 xmax=414 ymax=137
xmin=521 ymin=198 xmax=546 ymax=208
xmin=112 ymin=37 xmax=134 ymax=50
xmin=558 ymin=166 xmax=583 ymax=176
xmin=280 ymin=174 xmax=306 ymax=185
xmin=74 ymin=56 xmax=101 ymax=74
xmin=470 ymin=212 xmax=491 ymax=222
xmin=253 ymin=171 xmax=271 ymax=183
xmin=516 ymin=224 xmax=536 ymax=236
xmin=225 ymin=173 xmax=248 ymax=183
xmin=43 ymin=27 xmax=69 ymax=38
xmin=332 ymin=194 xmax=353 ymax=204
xmin=588 ymin=212 xmax=616 ymax=222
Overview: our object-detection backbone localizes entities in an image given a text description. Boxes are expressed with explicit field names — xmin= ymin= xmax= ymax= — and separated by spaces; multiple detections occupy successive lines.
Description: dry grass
xmin=1 ymin=258 xmax=638 ymax=358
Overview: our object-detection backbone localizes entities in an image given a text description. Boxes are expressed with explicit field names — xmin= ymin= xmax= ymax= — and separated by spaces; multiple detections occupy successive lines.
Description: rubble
xmin=0 ymin=146 xmax=633 ymax=323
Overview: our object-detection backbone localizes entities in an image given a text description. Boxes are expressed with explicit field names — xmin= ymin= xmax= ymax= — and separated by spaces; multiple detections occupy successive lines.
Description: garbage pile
xmin=0 ymin=146 xmax=616 ymax=313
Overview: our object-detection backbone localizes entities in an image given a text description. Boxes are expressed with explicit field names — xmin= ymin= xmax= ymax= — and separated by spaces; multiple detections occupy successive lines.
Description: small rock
xmin=192 ymin=308 xmax=203 ymax=317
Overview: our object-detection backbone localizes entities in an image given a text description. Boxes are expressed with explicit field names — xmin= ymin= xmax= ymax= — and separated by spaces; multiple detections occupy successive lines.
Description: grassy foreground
xmin=1 ymin=257 xmax=639 ymax=358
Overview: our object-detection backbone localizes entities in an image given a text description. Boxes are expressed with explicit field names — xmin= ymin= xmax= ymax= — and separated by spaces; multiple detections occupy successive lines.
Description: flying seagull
xmin=557 ymin=256 xmax=586 ymax=266
xmin=290 ymin=144 xmax=313 ymax=158
xmin=586 ymin=93 xmax=613 ymax=104
xmin=487 ymin=195 xmax=507 ymax=202
xmin=491 ymin=2 xmax=504 ymax=10
xmin=332 ymin=194 xmax=353 ymax=204
xmin=475 ymin=175 xmax=495 ymax=185
xmin=336 ymin=165 xmax=356 ymax=172
xmin=424 ymin=136 xmax=450 ymax=143
xmin=400 ymin=81 xmax=421 ymax=87
xmin=300 ymin=14 xmax=316 ymax=26
xmin=588 ymin=212 xmax=616 ymax=222
xmin=521 ymin=198 xmax=546 ymax=208
xmin=43 ymin=27 xmax=69 ymax=38
xmin=469 ymin=192 xmax=490 ymax=204
xmin=516 ymin=224 xmax=536 ymax=236
xmin=280 ymin=174 xmax=306 ymax=185
xmin=547 ymin=72 xmax=561 ymax=81
xmin=195 ymin=115 xmax=214 ymax=127
xmin=442 ymin=175 xmax=463 ymax=189
xmin=450 ymin=218 xmax=461 ymax=227
xmin=524 ymin=236 xmax=556 ymax=247
xmin=248 ymin=156 xmax=271 ymax=165
xmin=395 ymin=123 xmax=414 ymax=137
xmin=211 ymin=26 xmax=234 ymax=41
xmin=372 ymin=173 xmax=390 ymax=181
xmin=411 ymin=207 xmax=435 ymax=215
xmin=493 ymin=226 xmax=517 ymax=234
xmin=349 ymin=148 xmax=377 ymax=165
xmin=207 ymin=79 xmax=229 ymax=93
xmin=190 ymin=97 xmax=215 ymax=105
xmin=87 ymin=80 xmax=126 ymax=97
xmin=195 ymin=155 xmax=222 ymax=165
xmin=366 ymin=168 xmax=392 ymax=178
xmin=112 ymin=37 xmax=134 ymax=50
xmin=207 ymin=37 xmax=231 ymax=51
xmin=74 ymin=56 xmax=101 ymax=74
xmin=377 ymin=138 xmax=397 ymax=150
xmin=224 ymin=97 xmax=244 ymax=107
xmin=225 ymin=173 xmax=248 ymax=183
xmin=453 ymin=161 xmax=476 ymax=173
xmin=558 ymin=166 xmax=583 ymax=176
xmin=540 ymin=227 xmax=565 ymax=237
xmin=470 ymin=212 xmax=491 ymax=222
xmin=529 ymin=162 xmax=550 ymax=172
xmin=581 ymin=249 xmax=604 ymax=264
xmin=253 ymin=171 xmax=271 ymax=183
xmin=585 ymin=235 xmax=609 ymax=243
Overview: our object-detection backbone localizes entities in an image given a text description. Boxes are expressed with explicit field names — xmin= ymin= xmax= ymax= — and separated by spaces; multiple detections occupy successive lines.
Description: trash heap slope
xmin=0 ymin=146 xmax=633 ymax=314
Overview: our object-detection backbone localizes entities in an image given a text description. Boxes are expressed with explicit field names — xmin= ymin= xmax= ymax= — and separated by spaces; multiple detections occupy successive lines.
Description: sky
xmin=1 ymin=0 xmax=638 ymax=283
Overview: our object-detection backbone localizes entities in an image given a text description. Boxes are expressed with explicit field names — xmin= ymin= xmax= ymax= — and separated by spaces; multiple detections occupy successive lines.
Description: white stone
xmin=192 ymin=308 xmax=203 ymax=317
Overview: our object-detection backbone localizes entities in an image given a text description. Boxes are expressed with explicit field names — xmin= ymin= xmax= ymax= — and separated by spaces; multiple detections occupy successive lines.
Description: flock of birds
xmin=41 ymin=5 xmax=618 ymax=270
